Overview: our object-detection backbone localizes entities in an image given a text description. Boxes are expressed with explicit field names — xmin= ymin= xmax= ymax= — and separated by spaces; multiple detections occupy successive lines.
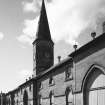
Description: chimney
xmin=91 ymin=32 xmax=96 ymax=40
xmin=58 ymin=56 xmax=61 ymax=62
xmin=102 ymin=21 xmax=105 ymax=33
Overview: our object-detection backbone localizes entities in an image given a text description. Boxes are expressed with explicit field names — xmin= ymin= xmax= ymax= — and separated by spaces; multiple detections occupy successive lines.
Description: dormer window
xmin=39 ymin=82 xmax=43 ymax=89
xmin=65 ymin=64 xmax=73 ymax=81
xmin=49 ymin=77 xmax=54 ymax=86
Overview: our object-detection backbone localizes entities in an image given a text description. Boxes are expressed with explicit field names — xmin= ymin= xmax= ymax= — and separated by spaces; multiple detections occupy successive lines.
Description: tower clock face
xmin=45 ymin=52 xmax=50 ymax=58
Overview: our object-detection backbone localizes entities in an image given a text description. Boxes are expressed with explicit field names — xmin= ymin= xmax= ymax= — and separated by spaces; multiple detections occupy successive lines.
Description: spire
xmin=36 ymin=0 xmax=52 ymax=41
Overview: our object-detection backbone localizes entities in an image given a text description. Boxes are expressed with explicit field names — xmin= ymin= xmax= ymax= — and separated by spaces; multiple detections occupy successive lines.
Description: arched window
xmin=49 ymin=77 xmax=54 ymax=86
xmin=49 ymin=91 xmax=54 ymax=105
xmin=9 ymin=98 xmax=11 ymax=105
xmin=65 ymin=87 xmax=73 ymax=105
xmin=21 ymin=88 xmax=22 ymax=94
xmin=17 ymin=100 xmax=18 ymax=105
xmin=38 ymin=95 xmax=42 ymax=105
xmin=23 ymin=90 xmax=28 ymax=105
xmin=83 ymin=66 xmax=105 ymax=105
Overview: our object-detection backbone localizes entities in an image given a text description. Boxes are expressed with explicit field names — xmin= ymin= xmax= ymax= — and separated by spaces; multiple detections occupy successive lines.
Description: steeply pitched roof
xmin=33 ymin=0 xmax=52 ymax=45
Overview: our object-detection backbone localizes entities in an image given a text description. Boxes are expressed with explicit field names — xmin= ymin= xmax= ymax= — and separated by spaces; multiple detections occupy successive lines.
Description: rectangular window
xmin=20 ymin=88 xmax=22 ymax=94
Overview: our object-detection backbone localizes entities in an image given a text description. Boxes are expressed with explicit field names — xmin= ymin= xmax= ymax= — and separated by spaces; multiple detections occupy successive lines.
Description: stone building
xmin=1 ymin=0 xmax=105 ymax=105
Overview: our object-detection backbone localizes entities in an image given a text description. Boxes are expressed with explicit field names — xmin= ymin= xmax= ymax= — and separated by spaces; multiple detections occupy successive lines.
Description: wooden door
xmin=88 ymin=73 xmax=105 ymax=105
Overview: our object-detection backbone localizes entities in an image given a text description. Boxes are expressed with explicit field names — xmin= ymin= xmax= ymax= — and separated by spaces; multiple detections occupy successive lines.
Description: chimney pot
xmin=29 ymin=77 xmax=31 ymax=80
xmin=58 ymin=56 xmax=61 ymax=62
xmin=73 ymin=44 xmax=77 ymax=51
xmin=91 ymin=32 xmax=96 ymax=39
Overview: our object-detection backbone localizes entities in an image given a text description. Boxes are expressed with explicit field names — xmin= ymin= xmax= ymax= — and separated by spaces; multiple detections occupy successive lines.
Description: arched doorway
xmin=23 ymin=90 xmax=28 ymax=105
xmin=83 ymin=66 xmax=105 ymax=105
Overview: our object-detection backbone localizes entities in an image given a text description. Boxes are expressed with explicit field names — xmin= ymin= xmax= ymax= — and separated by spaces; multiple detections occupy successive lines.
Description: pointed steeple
xmin=33 ymin=0 xmax=54 ymax=76
xmin=35 ymin=0 xmax=52 ymax=41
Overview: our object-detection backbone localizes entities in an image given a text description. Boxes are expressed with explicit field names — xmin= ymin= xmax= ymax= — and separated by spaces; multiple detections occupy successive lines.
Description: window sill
xmin=65 ymin=77 xmax=73 ymax=82
xmin=49 ymin=83 xmax=55 ymax=87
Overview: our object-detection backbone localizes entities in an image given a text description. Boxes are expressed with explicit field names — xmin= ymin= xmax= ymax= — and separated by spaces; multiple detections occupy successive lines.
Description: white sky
xmin=0 ymin=0 xmax=105 ymax=93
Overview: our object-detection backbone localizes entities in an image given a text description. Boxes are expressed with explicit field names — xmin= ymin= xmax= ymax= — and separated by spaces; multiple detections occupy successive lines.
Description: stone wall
xmin=37 ymin=37 xmax=105 ymax=105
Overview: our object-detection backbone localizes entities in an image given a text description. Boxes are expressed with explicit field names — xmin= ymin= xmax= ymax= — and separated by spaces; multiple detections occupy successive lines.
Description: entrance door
xmin=84 ymin=68 xmax=105 ymax=105
xmin=89 ymin=88 xmax=105 ymax=105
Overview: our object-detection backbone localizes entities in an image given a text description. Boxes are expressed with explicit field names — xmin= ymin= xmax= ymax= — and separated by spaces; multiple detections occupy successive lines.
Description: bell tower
xmin=33 ymin=0 xmax=54 ymax=76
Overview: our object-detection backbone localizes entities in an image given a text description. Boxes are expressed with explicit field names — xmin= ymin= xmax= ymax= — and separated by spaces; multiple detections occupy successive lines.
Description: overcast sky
xmin=0 ymin=0 xmax=105 ymax=93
